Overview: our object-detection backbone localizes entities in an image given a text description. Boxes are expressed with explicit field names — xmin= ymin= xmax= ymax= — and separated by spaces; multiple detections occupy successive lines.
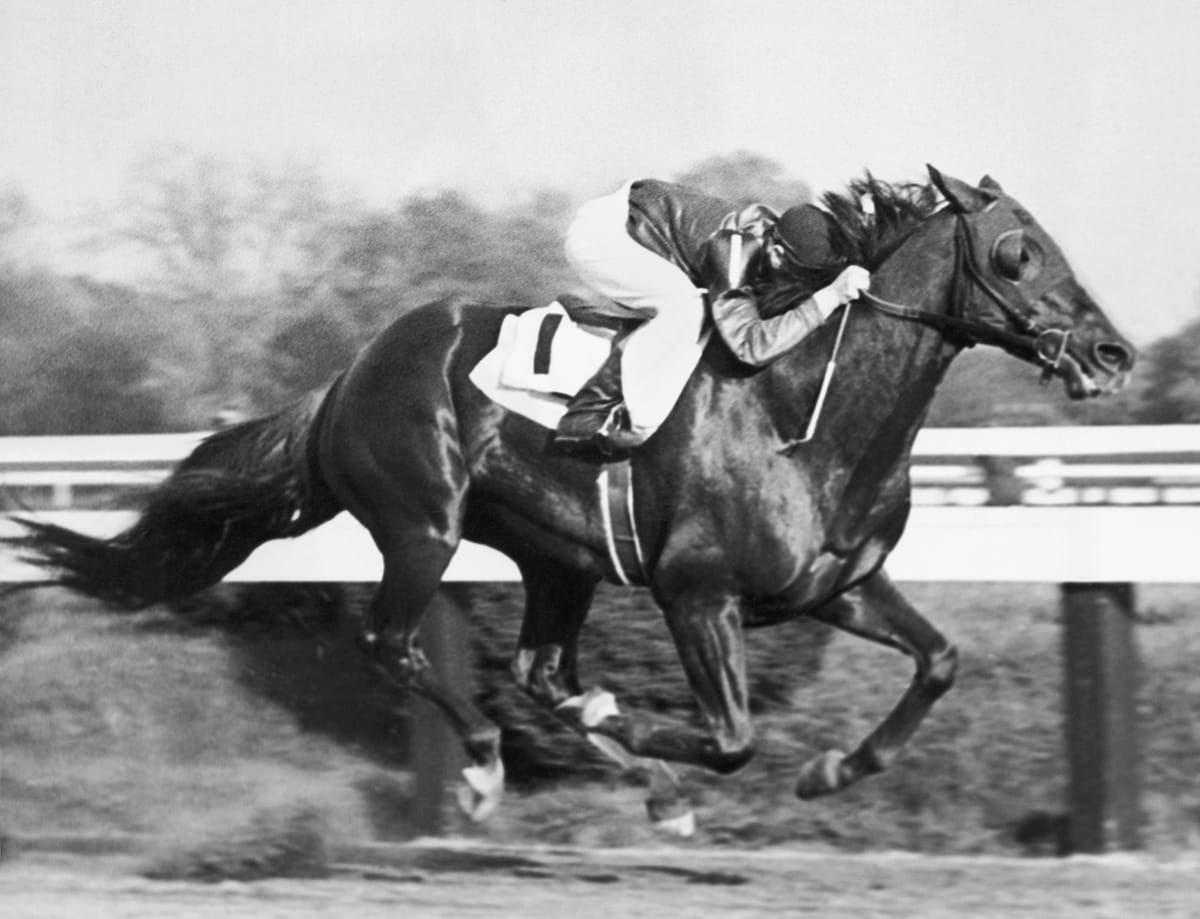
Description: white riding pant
xmin=564 ymin=181 xmax=708 ymax=434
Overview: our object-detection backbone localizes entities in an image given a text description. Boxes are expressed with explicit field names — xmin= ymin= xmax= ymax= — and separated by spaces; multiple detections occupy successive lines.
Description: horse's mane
xmin=753 ymin=175 xmax=939 ymax=319
xmin=821 ymin=174 xmax=941 ymax=270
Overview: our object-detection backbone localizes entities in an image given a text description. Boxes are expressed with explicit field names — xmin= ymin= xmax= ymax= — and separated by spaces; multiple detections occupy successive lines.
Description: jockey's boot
xmin=553 ymin=347 xmax=648 ymax=458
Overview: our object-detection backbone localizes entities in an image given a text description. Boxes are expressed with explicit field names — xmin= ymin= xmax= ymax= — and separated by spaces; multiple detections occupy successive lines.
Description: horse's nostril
xmin=1094 ymin=342 xmax=1134 ymax=373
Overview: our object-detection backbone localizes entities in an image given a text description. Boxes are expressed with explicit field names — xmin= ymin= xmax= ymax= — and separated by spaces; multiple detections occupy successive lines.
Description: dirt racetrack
xmin=3 ymin=842 xmax=1198 ymax=919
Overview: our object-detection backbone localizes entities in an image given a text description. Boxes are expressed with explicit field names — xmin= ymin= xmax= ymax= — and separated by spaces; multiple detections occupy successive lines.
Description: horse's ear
xmin=927 ymin=164 xmax=994 ymax=212
xmin=979 ymin=175 xmax=1004 ymax=195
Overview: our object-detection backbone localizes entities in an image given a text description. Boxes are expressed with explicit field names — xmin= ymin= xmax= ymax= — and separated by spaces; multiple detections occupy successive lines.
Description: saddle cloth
xmin=468 ymin=301 xmax=617 ymax=429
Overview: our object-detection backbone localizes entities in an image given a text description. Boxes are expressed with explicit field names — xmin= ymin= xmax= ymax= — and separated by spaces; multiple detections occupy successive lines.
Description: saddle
xmin=556 ymin=293 xmax=657 ymax=332
xmin=467 ymin=295 xmax=667 ymax=434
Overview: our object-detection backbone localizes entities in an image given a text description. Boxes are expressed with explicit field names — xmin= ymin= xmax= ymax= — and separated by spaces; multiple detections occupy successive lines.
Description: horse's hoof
xmin=558 ymin=687 xmax=620 ymax=728
xmin=653 ymin=809 xmax=696 ymax=838
xmin=646 ymin=790 xmax=696 ymax=838
xmin=457 ymin=758 xmax=505 ymax=822
xmin=795 ymin=749 xmax=847 ymax=800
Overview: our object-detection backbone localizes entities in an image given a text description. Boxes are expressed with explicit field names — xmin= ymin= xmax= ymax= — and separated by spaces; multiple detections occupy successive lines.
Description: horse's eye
xmin=991 ymin=229 xmax=1042 ymax=282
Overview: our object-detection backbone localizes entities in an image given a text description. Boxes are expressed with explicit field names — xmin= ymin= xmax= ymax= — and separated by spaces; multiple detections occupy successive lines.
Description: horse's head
xmin=927 ymin=165 xmax=1135 ymax=399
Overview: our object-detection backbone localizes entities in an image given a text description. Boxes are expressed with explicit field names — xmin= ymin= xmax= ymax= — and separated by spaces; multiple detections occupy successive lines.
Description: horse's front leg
xmin=795 ymin=568 xmax=958 ymax=798
xmin=510 ymin=560 xmax=595 ymax=707
xmin=511 ymin=561 xmax=694 ymax=833
xmin=577 ymin=589 xmax=755 ymax=775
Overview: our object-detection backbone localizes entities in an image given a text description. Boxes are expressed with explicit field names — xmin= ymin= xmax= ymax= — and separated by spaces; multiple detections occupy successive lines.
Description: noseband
xmin=858 ymin=211 xmax=1070 ymax=381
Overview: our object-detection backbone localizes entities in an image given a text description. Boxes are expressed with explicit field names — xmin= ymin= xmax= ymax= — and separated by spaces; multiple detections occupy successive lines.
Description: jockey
xmin=554 ymin=178 xmax=871 ymax=455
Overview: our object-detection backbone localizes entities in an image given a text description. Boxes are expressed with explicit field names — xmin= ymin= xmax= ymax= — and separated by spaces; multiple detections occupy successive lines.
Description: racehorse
xmin=7 ymin=167 xmax=1135 ymax=826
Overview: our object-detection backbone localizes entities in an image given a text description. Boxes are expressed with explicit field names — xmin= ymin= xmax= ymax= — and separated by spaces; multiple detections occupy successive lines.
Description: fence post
xmin=409 ymin=588 xmax=472 ymax=836
xmin=1061 ymin=582 xmax=1142 ymax=852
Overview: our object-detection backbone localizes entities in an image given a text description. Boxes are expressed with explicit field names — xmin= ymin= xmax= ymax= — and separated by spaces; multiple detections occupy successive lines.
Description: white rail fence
xmin=2 ymin=426 xmax=1197 ymax=584
xmin=1 ymin=427 xmax=1197 ymax=850
xmin=4 ymin=426 xmax=1200 ymax=509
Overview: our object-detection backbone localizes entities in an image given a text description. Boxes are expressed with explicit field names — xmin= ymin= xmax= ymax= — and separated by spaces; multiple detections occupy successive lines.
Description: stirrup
xmin=597 ymin=407 xmax=648 ymax=450
xmin=553 ymin=405 xmax=645 ymax=458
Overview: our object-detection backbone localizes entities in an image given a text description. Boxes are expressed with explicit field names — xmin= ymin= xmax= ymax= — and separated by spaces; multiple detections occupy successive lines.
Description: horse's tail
xmin=6 ymin=383 xmax=343 ymax=609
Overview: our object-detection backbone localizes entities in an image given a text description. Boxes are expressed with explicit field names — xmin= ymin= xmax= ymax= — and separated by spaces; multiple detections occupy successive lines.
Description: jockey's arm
xmin=711 ymin=266 xmax=870 ymax=367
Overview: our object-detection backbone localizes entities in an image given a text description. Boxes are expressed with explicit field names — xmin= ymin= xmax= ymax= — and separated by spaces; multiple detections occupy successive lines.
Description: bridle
xmin=779 ymin=205 xmax=1072 ymax=452
xmin=858 ymin=209 xmax=1072 ymax=383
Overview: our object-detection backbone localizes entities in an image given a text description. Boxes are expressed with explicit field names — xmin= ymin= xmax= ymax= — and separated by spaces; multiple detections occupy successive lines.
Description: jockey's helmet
xmin=770 ymin=204 xmax=842 ymax=272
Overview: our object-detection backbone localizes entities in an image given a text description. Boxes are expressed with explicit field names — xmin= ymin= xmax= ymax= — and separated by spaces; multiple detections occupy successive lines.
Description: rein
xmin=859 ymin=213 xmax=1053 ymax=363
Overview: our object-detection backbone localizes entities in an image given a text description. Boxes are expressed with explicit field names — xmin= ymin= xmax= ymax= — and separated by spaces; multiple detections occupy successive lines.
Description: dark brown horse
xmin=8 ymin=167 xmax=1134 ymax=826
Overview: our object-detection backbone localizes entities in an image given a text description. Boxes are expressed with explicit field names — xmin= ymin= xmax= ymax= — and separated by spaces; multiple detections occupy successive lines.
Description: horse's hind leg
xmin=511 ymin=562 xmax=693 ymax=834
xmin=794 ymin=568 xmax=958 ymax=799
xmin=364 ymin=536 xmax=505 ymax=821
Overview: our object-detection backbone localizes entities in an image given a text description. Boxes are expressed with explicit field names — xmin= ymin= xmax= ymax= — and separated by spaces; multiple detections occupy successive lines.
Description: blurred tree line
xmin=0 ymin=149 xmax=1194 ymax=434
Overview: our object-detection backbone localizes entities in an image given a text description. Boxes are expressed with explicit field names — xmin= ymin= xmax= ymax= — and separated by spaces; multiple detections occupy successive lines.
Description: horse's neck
xmin=773 ymin=220 xmax=962 ymax=468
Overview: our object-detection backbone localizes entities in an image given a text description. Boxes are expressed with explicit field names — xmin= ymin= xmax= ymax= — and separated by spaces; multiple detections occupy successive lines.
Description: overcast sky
xmin=2 ymin=0 xmax=1198 ymax=342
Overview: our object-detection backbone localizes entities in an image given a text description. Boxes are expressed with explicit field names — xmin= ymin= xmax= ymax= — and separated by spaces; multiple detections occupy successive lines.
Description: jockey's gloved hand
xmin=703 ymin=229 xmax=764 ymax=298
xmin=812 ymin=265 xmax=870 ymax=320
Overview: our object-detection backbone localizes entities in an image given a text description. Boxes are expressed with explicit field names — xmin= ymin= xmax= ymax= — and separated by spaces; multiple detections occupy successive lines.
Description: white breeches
xmin=564 ymin=182 xmax=708 ymax=433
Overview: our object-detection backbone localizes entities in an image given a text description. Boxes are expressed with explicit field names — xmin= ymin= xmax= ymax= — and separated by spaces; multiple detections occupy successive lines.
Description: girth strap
xmin=597 ymin=460 xmax=648 ymax=586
